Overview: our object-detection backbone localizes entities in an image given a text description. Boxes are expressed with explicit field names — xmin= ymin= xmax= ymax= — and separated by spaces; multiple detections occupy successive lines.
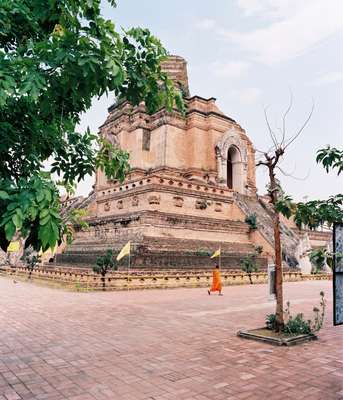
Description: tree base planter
xmin=237 ymin=328 xmax=317 ymax=346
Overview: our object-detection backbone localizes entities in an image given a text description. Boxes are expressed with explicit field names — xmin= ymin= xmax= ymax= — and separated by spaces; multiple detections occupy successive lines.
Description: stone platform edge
xmin=0 ymin=266 xmax=332 ymax=291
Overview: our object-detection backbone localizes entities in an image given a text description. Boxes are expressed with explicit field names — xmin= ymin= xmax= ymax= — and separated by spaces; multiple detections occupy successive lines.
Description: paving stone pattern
xmin=0 ymin=278 xmax=342 ymax=400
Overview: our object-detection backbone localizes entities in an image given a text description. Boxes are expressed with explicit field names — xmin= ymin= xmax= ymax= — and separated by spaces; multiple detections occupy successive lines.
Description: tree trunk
xmin=7 ymin=233 xmax=25 ymax=267
xmin=268 ymin=166 xmax=284 ymax=331
xmin=273 ymin=210 xmax=284 ymax=331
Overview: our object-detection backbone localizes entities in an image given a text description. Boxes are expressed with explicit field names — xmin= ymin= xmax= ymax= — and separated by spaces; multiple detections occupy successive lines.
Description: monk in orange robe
xmin=208 ymin=265 xmax=223 ymax=295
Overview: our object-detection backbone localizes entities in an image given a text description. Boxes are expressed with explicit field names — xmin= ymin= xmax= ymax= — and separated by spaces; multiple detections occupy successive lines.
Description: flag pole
xmin=219 ymin=246 xmax=221 ymax=269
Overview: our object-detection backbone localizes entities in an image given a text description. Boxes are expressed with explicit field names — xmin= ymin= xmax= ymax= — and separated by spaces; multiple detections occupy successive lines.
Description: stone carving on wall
xmin=104 ymin=201 xmax=111 ymax=212
xmin=132 ymin=196 xmax=139 ymax=207
xmin=214 ymin=202 xmax=222 ymax=212
xmin=173 ymin=196 xmax=184 ymax=208
xmin=195 ymin=199 xmax=208 ymax=210
xmin=148 ymin=195 xmax=160 ymax=205
xmin=117 ymin=200 xmax=123 ymax=209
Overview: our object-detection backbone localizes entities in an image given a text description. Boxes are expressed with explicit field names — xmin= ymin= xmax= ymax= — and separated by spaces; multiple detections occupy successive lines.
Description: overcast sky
xmin=77 ymin=0 xmax=343 ymax=201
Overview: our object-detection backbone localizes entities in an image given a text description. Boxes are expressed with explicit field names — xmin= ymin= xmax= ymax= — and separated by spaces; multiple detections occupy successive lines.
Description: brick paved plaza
xmin=0 ymin=278 xmax=342 ymax=400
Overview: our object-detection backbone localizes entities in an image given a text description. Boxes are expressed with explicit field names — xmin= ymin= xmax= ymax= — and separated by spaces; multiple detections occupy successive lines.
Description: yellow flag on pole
xmin=7 ymin=241 xmax=20 ymax=252
xmin=210 ymin=248 xmax=221 ymax=259
xmin=116 ymin=241 xmax=131 ymax=261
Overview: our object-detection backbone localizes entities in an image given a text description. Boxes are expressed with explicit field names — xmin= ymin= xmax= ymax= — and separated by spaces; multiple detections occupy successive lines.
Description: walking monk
xmin=208 ymin=265 xmax=223 ymax=296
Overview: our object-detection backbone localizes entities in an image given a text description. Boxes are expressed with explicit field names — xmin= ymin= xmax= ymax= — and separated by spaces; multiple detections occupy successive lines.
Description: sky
xmin=77 ymin=0 xmax=343 ymax=201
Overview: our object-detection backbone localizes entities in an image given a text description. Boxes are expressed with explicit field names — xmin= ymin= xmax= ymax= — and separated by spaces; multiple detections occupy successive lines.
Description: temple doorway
xmin=227 ymin=146 xmax=241 ymax=190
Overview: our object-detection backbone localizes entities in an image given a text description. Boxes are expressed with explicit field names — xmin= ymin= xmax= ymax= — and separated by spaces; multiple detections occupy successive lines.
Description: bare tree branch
xmin=264 ymin=106 xmax=279 ymax=148
xmin=276 ymin=165 xmax=310 ymax=181
xmin=281 ymin=89 xmax=293 ymax=146
xmin=284 ymin=100 xmax=314 ymax=150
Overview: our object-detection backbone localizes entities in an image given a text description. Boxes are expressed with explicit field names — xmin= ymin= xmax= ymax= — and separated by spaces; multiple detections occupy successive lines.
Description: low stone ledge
xmin=237 ymin=328 xmax=318 ymax=346
xmin=0 ymin=266 xmax=331 ymax=291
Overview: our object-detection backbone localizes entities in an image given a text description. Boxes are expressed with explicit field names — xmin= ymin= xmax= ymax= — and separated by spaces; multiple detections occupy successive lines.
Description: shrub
xmin=93 ymin=249 xmax=117 ymax=290
xmin=265 ymin=292 xmax=326 ymax=335
xmin=21 ymin=246 xmax=41 ymax=279
xmin=195 ymin=249 xmax=210 ymax=257
xmin=266 ymin=314 xmax=277 ymax=330
xmin=240 ymin=254 xmax=259 ymax=284
xmin=245 ymin=214 xmax=257 ymax=230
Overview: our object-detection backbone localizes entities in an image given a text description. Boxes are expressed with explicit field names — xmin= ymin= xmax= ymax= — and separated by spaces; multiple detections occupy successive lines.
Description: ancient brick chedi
xmin=58 ymin=56 xmax=328 ymax=270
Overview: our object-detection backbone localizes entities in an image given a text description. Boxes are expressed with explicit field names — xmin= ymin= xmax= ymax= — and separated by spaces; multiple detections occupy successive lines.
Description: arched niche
xmin=215 ymin=129 xmax=248 ymax=194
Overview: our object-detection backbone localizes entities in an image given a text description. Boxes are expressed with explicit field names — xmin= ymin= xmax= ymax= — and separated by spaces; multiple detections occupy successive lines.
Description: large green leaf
xmin=4 ymin=221 xmax=16 ymax=241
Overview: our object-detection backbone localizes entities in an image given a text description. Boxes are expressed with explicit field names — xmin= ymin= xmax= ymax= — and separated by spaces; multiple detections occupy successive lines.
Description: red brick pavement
xmin=0 ymin=278 xmax=342 ymax=400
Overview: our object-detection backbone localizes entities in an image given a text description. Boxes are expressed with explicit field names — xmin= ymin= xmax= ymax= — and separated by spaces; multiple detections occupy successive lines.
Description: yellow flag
xmin=7 ymin=241 xmax=20 ymax=252
xmin=116 ymin=241 xmax=131 ymax=261
xmin=210 ymin=248 xmax=221 ymax=259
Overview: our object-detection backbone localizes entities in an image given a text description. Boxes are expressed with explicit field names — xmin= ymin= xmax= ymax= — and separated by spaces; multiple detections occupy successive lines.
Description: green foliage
xmin=309 ymin=248 xmax=327 ymax=273
xmin=240 ymin=254 xmax=259 ymax=284
xmin=95 ymin=138 xmax=130 ymax=183
xmin=195 ymin=249 xmax=210 ymax=257
xmin=283 ymin=311 xmax=312 ymax=335
xmin=64 ymin=208 xmax=89 ymax=245
xmin=294 ymin=195 xmax=343 ymax=229
xmin=309 ymin=248 xmax=342 ymax=273
xmin=0 ymin=0 xmax=185 ymax=250
xmin=290 ymin=146 xmax=342 ymax=229
xmin=245 ymin=213 xmax=257 ymax=230
xmin=0 ymin=174 xmax=61 ymax=252
xmin=266 ymin=313 xmax=277 ymax=330
xmin=21 ymin=246 xmax=41 ymax=272
xmin=275 ymin=194 xmax=295 ymax=219
xmin=266 ymin=292 xmax=326 ymax=335
xmin=93 ymin=249 xmax=117 ymax=277
xmin=316 ymin=146 xmax=343 ymax=175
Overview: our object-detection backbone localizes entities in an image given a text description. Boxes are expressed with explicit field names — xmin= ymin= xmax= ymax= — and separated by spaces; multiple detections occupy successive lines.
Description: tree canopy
xmin=293 ymin=146 xmax=343 ymax=229
xmin=0 ymin=0 xmax=184 ymax=253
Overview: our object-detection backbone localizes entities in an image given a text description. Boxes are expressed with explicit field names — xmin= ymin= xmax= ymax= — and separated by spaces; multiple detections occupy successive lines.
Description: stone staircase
xmin=234 ymin=193 xmax=300 ymax=268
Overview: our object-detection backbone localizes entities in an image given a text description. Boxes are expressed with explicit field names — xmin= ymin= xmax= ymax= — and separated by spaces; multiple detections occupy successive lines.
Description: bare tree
xmin=256 ymin=94 xmax=314 ymax=331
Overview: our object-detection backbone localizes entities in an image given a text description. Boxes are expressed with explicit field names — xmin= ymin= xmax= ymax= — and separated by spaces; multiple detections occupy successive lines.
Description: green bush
xmin=93 ymin=249 xmax=117 ymax=290
xmin=21 ymin=246 xmax=41 ymax=279
xmin=265 ymin=292 xmax=326 ymax=335
xmin=240 ymin=254 xmax=259 ymax=284
xmin=245 ymin=213 xmax=257 ymax=230
xmin=266 ymin=314 xmax=277 ymax=330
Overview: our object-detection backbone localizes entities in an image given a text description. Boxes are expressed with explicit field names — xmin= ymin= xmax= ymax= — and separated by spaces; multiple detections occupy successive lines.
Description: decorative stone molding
xmin=104 ymin=201 xmax=111 ymax=212
xmin=117 ymin=200 xmax=123 ymax=209
xmin=148 ymin=195 xmax=160 ymax=205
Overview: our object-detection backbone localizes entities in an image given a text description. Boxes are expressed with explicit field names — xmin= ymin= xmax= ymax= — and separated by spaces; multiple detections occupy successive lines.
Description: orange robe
xmin=210 ymin=269 xmax=222 ymax=292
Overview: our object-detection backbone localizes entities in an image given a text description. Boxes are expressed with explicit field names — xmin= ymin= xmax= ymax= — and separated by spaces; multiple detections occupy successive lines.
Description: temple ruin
xmin=57 ymin=56 xmax=330 ymax=270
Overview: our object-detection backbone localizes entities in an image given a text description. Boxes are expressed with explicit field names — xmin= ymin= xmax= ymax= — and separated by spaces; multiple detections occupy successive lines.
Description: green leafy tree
xmin=316 ymin=146 xmax=343 ymax=175
xmin=0 ymin=0 xmax=184 ymax=257
xmin=292 ymin=147 xmax=343 ymax=229
xmin=93 ymin=249 xmax=117 ymax=290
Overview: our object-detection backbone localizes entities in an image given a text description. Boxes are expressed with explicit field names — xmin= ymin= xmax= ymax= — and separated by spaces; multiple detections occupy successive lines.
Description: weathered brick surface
xmin=0 ymin=278 xmax=341 ymax=400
